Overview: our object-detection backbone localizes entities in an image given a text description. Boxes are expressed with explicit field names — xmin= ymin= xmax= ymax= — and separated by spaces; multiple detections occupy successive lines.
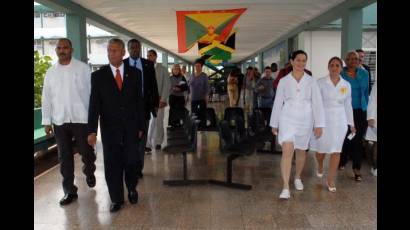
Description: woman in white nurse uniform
xmin=310 ymin=57 xmax=356 ymax=192
xmin=270 ymin=50 xmax=325 ymax=199
xmin=365 ymin=80 xmax=377 ymax=176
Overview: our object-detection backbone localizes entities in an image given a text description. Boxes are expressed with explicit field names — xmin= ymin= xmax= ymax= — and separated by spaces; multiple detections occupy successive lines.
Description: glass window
xmin=43 ymin=12 xmax=54 ymax=17
xmin=42 ymin=12 xmax=65 ymax=28
xmin=54 ymin=12 xmax=65 ymax=17
xmin=34 ymin=39 xmax=43 ymax=54
xmin=168 ymin=55 xmax=175 ymax=64
xmin=43 ymin=39 xmax=58 ymax=64
xmin=88 ymin=37 xmax=110 ymax=65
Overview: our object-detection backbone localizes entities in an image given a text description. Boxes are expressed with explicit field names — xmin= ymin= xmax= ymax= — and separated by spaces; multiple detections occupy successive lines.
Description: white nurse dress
xmin=270 ymin=72 xmax=325 ymax=150
xmin=310 ymin=76 xmax=354 ymax=153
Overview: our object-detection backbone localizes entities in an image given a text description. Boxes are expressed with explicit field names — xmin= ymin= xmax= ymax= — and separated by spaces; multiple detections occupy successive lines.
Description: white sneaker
xmin=279 ymin=189 xmax=291 ymax=199
xmin=316 ymin=171 xmax=323 ymax=178
xmin=294 ymin=179 xmax=304 ymax=191
xmin=371 ymin=168 xmax=377 ymax=177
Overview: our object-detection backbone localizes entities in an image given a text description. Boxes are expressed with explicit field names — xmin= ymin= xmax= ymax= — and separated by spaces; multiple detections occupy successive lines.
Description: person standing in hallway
xmin=243 ymin=66 xmax=256 ymax=112
xmin=87 ymin=38 xmax=145 ymax=212
xmin=236 ymin=67 xmax=245 ymax=106
xmin=189 ymin=58 xmax=209 ymax=128
xmin=41 ymin=38 xmax=96 ymax=206
xmin=270 ymin=50 xmax=325 ymax=199
xmin=181 ymin=65 xmax=190 ymax=106
xmin=338 ymin=51 xmax=369 ymax=182
xmin=256 ymin=66 xmax=275 ymax=108
xmin=310 ymin=57 xmax=356 ymax=192
xmin=365 ymin=80 xmax=377 ymax=176
xmin=146 ymin=49 xmax=170 ymax=151
xmin=270 ymin=62 xmax=278 ymax=79
xmin=169 ymin=64 xmax=189 ymax=127
xmin=356 ymin=49 xmax=373 ymax=93
xmin=123 ymin=39 xmax=159 ymax=178
xmin=227 ymin=69 xmax=239 ymax=107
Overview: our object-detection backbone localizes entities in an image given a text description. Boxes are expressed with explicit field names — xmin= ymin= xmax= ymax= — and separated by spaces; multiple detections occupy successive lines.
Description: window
xmin=48 ymin=40 xmax=57 ymax=46
xmin=168 ymin=55 xmax=175 ymax=64
xmin=54 ymin=12 xmax=65 ymax=17
xmin=95 ymin=38 xmax=107 ymax=44
xmin=34 ymin=39 xmax=43 ymax=54
xmin=43 ymin=12 xmax=54 ymax=17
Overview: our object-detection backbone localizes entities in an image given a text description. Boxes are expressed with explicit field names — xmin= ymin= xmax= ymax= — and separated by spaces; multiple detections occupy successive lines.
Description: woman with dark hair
xmin=310 ymin=57 xmax=356 ymax=192
xmin=338 ymin=51 xmax=369 ymax=182
xmin=270 ymin=50 xmax=325 ymax=199
xmin=168 ymin=64 xmax=188 ymax=127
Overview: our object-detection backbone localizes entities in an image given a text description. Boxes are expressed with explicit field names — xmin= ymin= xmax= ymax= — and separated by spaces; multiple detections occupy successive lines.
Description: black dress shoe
xmin=155 ymin=145 xmax=161 ymax=150
xmin=145 ymin=147 xmax=152 ymax=153
xmin=86 ymin=175 xmax=96 ymax=188
xmin=109 ymin=202 xmax=123 ymax=213
xmin=128 ymin=190 xmax=139 ymax=204
xmin=59 ymin=193 xmax=78 ymax=206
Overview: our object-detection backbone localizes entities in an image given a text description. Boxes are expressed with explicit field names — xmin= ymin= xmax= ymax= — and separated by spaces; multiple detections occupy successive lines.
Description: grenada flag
xmin=176 ymin=8 xmax=246 ymax=53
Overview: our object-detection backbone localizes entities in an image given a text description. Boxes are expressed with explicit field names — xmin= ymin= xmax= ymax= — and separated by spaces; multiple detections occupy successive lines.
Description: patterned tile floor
xmin=34 ymin=102 xmax=376 ymax=230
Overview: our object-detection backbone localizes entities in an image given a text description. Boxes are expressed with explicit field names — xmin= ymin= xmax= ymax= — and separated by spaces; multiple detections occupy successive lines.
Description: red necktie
xmin=115 ymin=68 xmax=122 ymax=91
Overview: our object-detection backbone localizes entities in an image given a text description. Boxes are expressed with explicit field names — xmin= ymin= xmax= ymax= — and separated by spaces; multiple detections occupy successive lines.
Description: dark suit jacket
xmin=363 ymin=64 xmax=373 ymax=93
xmin=88 ymin=64 xmax=145 ymax=146
xmin=123 ymin=57 xmax=159 ymax=120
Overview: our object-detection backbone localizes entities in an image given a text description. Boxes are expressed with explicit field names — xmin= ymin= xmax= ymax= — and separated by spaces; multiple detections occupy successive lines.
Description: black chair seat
xmin=223 ymin=140 xmax=255 ymax=156
xmin=162 ymin=144 xmax=192 ymax=154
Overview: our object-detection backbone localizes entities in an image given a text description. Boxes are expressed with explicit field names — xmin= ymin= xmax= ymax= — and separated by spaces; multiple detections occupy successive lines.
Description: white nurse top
xmin=310 ymin=76 xmax=354 ymax=153
xmin=270 ymin=72 xmax=325 ymax=150
xmin=365 ymin=81 xmax=377 ymax=141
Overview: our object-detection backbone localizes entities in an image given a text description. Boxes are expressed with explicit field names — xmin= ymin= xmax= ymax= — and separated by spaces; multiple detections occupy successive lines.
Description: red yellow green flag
xmin=176 ymin=8 xmax=246 ymax=53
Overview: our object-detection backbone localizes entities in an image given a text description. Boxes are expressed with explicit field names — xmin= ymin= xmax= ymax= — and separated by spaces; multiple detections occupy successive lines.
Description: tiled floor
xmin=34 ymin=103 xmax=376 ymax=230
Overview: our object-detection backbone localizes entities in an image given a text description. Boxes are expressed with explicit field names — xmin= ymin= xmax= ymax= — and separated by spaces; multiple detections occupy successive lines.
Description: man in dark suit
xmin=124 ymin=39 xmax=159 ymax=178
xmin=356 ymin=49 xmax=373 ymax=93
xmin=87 ymin=38 xmax=144 ymax=212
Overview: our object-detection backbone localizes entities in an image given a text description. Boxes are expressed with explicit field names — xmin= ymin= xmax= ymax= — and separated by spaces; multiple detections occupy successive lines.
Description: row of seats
xmin=163 ymin=107 xmax=274 ymax=190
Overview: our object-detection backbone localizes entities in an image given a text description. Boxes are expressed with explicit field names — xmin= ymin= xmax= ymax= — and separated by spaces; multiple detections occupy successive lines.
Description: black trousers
xmin=102 ymin=131 xmax=139 ymax=203
xmin=53 ymin=123 xmax=96 ymax=195
xmin=366 ymin=142 xmax=377 ymax=169
xmin=169 ymin=95 xmax=186 ymax=127
xmin=137 ymin=118 xmax=150 ymax=174
xmin=340 ymin=109 xmax=367 ymax=170
xmin=191 ymin=99 xmax=206 ymax=127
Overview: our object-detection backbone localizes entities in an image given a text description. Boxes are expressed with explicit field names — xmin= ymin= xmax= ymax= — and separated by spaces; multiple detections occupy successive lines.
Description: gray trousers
xmin=53 ymin=123 xmax=96 ymax=195
xmin=137 ymin=118 xmax=150 ymax=174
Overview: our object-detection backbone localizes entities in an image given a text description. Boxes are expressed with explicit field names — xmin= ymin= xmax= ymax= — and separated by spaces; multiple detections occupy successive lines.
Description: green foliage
xmin=34 ymin=51 xmax=52 ymax=108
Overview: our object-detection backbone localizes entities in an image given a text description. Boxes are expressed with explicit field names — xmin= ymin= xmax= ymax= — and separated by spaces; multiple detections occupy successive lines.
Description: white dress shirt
xmin=41 ymin=58 xmax=91 ymax=126
xmin=110 ymin=63 xmax=124 ymax=80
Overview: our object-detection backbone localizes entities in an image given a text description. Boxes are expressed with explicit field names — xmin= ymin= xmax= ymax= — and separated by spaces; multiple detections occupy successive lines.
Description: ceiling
xmin=71 ymin=0 xmax=345 ymax=63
